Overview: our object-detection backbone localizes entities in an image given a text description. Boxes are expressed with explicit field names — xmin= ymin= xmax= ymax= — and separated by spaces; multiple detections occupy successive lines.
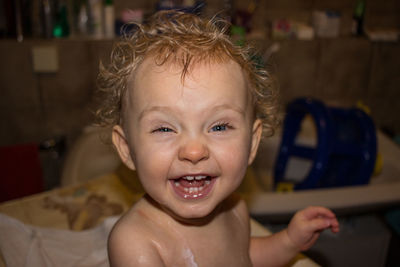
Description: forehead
xmin=131 ymin=57 xmax=249 ymax=107
xmin=134 ymin=56 xmax=248 ymax=93
xmin=120 ymin=55 xmax=255 ymax=127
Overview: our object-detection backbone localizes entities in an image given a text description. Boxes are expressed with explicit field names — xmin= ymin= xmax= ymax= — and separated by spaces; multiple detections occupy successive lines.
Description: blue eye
xmin=152 ymin=127 xmax=173 ymax=133
xmin=211 ymin=123 xmax=231 ymax=132
xmin=212 ymin=125 xmax=226 ymax=131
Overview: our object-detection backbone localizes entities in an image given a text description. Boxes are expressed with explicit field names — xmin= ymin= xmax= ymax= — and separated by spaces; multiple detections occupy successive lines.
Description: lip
xmin=169 ymin=174 xmax=217 ymax=200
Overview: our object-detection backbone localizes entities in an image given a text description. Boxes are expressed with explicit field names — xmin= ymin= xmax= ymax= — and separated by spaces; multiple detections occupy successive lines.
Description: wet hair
xmin=96 ymin=10 xmax=279 ymax=137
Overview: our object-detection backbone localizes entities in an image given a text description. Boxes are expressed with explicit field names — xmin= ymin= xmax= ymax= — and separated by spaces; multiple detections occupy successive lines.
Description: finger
xmin=307 ymin=217 xmax=335 ymax=232
xmin=302 ymin=206 xmax=337 ymax=220
xmin=330 ymin=218 xmax=340 ymax=233
xmin=305 ymin=214 xmax=340 ymax=234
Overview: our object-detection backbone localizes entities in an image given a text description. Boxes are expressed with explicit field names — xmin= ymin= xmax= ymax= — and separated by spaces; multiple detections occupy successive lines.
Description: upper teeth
xmin=183 ymin=175 xmax=207 ymax=181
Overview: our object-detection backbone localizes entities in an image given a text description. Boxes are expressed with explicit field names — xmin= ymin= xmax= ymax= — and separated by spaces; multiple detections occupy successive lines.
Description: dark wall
xmin=1 ymin=0 xmax=399 ymax=147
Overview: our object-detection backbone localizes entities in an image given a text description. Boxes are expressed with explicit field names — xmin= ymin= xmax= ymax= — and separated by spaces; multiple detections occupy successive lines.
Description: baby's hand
xmin=286 ymin=206 xmax=339 ymax=251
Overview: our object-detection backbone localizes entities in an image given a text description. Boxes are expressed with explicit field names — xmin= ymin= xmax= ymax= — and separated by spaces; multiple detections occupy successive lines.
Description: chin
xmin=167 ymin=200 xmax=221 ymax=223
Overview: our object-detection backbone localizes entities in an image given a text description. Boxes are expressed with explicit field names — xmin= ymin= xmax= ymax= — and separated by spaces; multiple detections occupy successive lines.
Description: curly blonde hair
xmin=96 ymin=10 xmax=279 ymax=137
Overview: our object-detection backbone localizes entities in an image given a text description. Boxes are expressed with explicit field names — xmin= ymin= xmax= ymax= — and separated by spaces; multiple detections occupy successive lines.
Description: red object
xmin=0 ymin=144 xmax=43 ymax=202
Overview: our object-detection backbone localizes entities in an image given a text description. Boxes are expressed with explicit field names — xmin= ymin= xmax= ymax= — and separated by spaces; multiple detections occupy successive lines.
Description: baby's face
xmin=113 ymin=57 xmax=262 ymax=221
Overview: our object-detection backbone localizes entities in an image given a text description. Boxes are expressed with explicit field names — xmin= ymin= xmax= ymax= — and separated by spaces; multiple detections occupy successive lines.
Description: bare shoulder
xmin=107 ymin=204 xmax=164 ymax=267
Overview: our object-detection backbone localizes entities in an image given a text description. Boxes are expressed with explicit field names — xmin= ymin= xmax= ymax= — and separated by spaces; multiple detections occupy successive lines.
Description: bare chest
xmin=160 ymin=220 xmax=251 ymax=267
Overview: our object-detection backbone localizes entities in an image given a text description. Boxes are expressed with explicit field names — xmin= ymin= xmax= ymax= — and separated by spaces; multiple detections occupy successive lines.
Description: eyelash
xmin=151 ymin=126 xmax=174 ymax=133
xmin=210 ymin=122 xmax=233 ymax=132
xmin=150 ymin=122 xmax=233 ymax=134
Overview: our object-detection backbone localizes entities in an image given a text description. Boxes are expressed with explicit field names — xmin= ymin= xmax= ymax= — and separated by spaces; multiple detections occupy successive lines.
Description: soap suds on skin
xmin=182 ymin=247 xmax=198 ymax=267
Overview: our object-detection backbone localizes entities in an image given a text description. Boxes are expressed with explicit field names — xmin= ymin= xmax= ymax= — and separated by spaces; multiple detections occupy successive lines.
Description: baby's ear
xmin=112 ymin=125 xmax=136 ymax=170
xmin=248 ymin=119 xmax=262 ymax=165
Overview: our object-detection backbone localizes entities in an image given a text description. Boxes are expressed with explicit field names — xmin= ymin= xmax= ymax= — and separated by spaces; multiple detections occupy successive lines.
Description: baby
xmin=97 ymin=11 xmax=339 ymax=267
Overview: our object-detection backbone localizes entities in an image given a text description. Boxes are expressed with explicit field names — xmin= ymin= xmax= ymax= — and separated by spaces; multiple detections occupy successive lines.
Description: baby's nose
xmin=178 ymin=139 xmax=209 ymax=164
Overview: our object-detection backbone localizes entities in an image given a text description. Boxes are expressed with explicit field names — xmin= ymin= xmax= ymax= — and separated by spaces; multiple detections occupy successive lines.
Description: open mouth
xmin=170 ymin=175 xmax=217 ymax=200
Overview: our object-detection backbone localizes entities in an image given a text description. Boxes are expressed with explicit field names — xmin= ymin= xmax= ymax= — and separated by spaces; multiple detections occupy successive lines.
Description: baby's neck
xmin=143 ymin=194 xmax=224 ymax=227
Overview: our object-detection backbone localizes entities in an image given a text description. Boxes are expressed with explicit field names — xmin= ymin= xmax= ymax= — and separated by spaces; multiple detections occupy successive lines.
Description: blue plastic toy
xmin=274 ymin=97 xmax=377 ymax=190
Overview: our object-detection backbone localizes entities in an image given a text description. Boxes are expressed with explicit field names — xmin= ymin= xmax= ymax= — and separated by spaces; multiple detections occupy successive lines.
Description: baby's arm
xmin=250 ymin=206 xmax=339 ymax=267
xmin=108 ymin=220 xmax=165 ymax=267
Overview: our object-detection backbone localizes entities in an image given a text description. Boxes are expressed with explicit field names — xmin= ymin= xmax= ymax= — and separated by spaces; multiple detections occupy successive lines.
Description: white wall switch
xmin=32 ymin=46 xmax=59 ymax=73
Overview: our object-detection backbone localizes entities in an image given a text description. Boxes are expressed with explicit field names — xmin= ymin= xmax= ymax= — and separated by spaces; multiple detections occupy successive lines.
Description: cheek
xmin=133 ymin=141 xmax=175 ymax=179
xmin=225 ymin=145 xmax=248 ymax=163
xmin=213 ymin=137 xmax=251 ymax=171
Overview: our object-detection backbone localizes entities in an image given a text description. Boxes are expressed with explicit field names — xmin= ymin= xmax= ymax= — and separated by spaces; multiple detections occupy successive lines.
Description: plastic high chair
xmin=274 ymin=97 xmax=377 ymax=190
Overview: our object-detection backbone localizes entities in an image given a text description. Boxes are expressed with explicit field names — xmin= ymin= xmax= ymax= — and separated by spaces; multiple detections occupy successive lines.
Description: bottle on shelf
xmin=53 ymin=0 xmax=70 ymax=38
xmin=88 ymin=0 xmax=103 ymax=38
xmin=352 ymin=0 xmax=365 ymax=36
xmin=104 ymin=0 xmax=115 ymax=38
xmin=40 ymin=0 xmax=54 ymax=38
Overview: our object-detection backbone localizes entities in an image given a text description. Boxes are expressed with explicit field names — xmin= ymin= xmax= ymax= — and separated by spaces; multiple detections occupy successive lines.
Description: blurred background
xmin=0 ymin=0 xmax=399 ymax=266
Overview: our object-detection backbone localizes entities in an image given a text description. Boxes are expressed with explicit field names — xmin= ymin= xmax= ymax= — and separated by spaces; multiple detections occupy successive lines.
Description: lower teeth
xmin=173 ymin=177 xmax=212 ymax=195
xmin=183 ymin=186 xmax=204 ymax=193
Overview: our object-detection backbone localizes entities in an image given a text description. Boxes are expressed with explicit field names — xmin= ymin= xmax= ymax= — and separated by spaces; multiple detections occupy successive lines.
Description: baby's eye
xmin=152 ymin=127 xmax=174 ymax=133
xmin=210 ymin=123 xmax=232 ymax=132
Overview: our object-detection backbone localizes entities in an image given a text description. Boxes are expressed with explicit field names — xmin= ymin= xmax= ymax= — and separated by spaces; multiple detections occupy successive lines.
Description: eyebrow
xmin=138 ymin=104 xmax=246 ymax=121
xmin=138 ymin=106 xmax=174 ymax=122
xmin=210 ymin=104 xmax=246 ymax=116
